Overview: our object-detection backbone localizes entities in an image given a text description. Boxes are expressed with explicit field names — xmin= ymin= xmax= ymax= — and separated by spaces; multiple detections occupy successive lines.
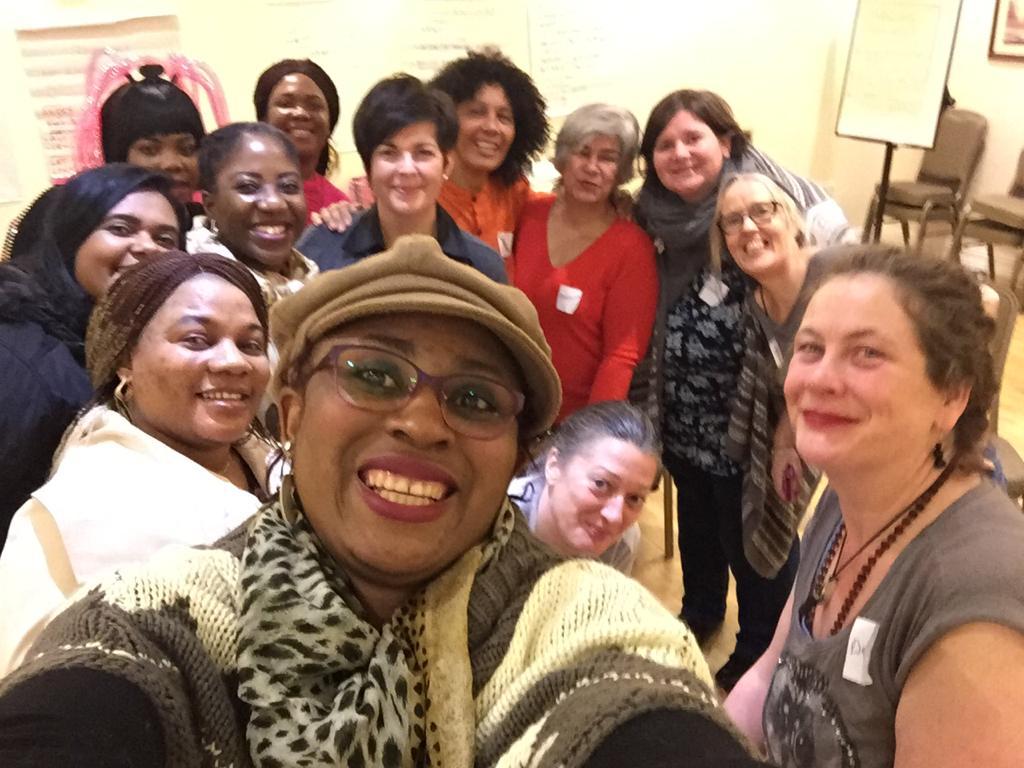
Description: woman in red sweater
xmin=513 ymin=104 xmax=657 ymax=423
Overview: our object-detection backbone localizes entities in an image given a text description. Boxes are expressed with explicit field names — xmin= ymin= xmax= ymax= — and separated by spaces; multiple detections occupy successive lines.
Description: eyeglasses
xmin=311 ymin=344 xmax=525 ymax=439
xmin=718 ymin=200 xmax=781 ymax=234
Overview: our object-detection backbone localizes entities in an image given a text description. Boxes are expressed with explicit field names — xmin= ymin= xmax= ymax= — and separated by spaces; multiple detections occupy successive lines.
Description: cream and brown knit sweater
xmin=0 ymin=504 xmax=740 ymax=767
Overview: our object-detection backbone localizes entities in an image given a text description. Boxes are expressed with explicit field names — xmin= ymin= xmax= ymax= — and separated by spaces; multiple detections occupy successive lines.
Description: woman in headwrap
xmin=0 ymin=251 xmax=272 ymax=676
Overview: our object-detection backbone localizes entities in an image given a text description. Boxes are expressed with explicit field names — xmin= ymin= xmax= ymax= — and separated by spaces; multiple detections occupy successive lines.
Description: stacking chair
xmin=862 ymin=108 xmax=988 ymax=253
xmin=987 ymin=282 xmax=1024 ymax=506
xmin=950 ymin=149 xmax=1024 ymax=288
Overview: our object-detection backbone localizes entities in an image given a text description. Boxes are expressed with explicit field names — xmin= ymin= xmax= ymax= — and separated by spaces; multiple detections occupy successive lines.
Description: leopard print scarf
xmin=237 ymin=477 xmax=515 ymax=767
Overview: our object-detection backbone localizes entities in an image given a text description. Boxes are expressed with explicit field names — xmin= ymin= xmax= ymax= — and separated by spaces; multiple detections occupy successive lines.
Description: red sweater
xmin=303 ymin=174 xmax=349 ymax=225
xmin=513 ymin=196 xmax=658 ymax=422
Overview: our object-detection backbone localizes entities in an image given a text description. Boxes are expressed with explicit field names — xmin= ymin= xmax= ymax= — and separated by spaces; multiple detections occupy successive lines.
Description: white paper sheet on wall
xmin=836 ymin=0 xmax=963 ymax=148
xmin=16 ymin=15 xmax=182 ymax=183
xmin=527 ymin=0 xmax=613 ymax=117
xmin=392 ymin=0 xmax=518 ymax=81
xmin=260 ymin=0 xmax=340 ymax=62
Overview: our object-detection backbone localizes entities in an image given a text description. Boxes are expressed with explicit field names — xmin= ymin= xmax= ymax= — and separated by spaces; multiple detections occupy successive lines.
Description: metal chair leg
xmin=1011 ymin=246 xmax=1024 ymax=292
xmin=862 ymin=194 xmax=878 ymax=243
xmin=949 ymin=206 xmax=970 ymax=264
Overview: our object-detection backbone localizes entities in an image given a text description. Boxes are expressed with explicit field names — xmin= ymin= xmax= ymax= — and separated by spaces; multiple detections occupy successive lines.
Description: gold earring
xmin=113 ymin=376 xmax=132 ymax=419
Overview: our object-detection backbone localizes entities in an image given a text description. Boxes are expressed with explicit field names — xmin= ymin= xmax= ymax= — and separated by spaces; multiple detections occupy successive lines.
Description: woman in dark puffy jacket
xmin=0 ymin=164 xmax=185 ymax=545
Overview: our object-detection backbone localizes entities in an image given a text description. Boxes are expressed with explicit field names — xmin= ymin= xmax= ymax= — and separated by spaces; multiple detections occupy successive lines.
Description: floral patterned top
xmin=661 ymin=260 xmax=747 ymax=476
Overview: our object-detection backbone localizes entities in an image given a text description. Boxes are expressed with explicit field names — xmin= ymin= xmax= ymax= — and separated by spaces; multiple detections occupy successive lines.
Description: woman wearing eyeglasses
xmin=710 ymin=174 xmax=841 ymax=666
xmin=632 ymin=90 xmax=850 ymax=692
xmin=0 ymin=236 xmax=772 ymax=768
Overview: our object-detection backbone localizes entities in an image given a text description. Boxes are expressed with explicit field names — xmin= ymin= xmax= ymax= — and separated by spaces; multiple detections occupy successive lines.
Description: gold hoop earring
xmin=113 ymin=376 xmax=132 ymax=420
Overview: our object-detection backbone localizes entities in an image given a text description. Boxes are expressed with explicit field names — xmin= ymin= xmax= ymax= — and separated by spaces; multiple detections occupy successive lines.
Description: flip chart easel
xmin=834 ymin=0 xmax=964 ymax=241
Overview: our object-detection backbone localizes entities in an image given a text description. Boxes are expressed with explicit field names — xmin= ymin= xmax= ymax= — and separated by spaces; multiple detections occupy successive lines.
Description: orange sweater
xmin=438 ymin=176 xmax=531 ymax=256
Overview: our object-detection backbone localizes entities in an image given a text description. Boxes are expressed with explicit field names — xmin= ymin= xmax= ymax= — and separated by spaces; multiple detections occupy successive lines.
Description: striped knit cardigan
xmin=0 ymin=504 xmax=744 ymax=767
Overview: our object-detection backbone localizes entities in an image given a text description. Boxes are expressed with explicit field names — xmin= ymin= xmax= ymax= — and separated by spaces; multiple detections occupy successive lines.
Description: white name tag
xmin=497 ymin=231 xmax=514 ymax=260
xmin=556 ymin=285 xmax=583 ymax=314
xmin=842 ymin=617 xmax=879 ymax=686
xmin=698 ymin=274 xmax=729 ymax=307
xmin=769 ymin=337 xmax=784 ymax=368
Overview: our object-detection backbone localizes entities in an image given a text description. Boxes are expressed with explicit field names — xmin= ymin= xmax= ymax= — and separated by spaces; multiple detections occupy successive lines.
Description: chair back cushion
xmin=917 ymin=108 xmax=988 ymax=194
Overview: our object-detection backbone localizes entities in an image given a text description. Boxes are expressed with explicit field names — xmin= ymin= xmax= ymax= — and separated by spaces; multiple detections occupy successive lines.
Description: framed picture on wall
xmin=990 ymin=0 xmax=1024 ymax=59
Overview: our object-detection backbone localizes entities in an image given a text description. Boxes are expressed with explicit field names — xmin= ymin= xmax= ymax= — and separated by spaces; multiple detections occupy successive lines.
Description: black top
xmin=0 ymin=320 xmax=92 ymax=547
xmin=296 ymin=204 xmax=508 ymax=283
xmin=0 ymin=669 xmax=769 ymax=767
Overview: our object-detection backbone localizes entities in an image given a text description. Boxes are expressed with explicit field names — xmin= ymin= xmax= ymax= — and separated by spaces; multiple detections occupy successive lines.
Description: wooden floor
xmin=632 ymin=235 xmax=1024 ymax=675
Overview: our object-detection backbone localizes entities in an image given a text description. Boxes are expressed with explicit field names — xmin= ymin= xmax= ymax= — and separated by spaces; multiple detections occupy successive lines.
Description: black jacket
xmin=0 ymin=321 xmax=92 ymax=547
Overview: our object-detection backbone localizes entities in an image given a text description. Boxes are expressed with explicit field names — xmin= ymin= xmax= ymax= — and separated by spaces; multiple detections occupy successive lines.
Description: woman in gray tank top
xmin=724 ymin=245 xmax=1024 ymax=767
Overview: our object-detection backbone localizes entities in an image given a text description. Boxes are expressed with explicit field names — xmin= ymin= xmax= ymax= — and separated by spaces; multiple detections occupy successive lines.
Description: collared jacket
xmin=296 ymin=204 xmax=508 ymax=283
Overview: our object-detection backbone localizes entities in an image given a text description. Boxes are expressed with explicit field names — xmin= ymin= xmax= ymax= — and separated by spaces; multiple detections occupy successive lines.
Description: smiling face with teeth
xmin=539 ymin=436 xmax=659 ymax=558
xmin=118 ymin=273 xmax=270 ymax=467
xmin=719 ymin=178 xmax=801 ymax=282
xmin=452 ymin=84 xmax=516 ymax=185
xmin=278 ymin=313 xmax=521 ymax=624
xmin=651 ymin=108 xmax=731 ymax=204
xmin=202 ymin=134 xmax=307 ymax=275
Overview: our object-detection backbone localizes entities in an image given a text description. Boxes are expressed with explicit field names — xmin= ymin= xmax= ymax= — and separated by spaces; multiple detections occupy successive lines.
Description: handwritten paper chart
xmin=16 ymin=15 xmax=182 ymax=183
xmin=836 ymin=0 xmax=963 ymax=148
xmin=528 ymin=2 xmax=612 ymax=117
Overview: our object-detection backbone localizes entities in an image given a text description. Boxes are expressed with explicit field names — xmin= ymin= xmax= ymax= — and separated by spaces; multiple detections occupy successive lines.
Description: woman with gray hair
xmin=513 ymin=103 xmax=657 ymax=423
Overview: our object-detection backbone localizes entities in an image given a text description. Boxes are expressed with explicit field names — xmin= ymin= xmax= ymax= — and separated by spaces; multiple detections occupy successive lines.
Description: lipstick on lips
xmin=358 ymin=454 xmax=457 ymax=524
xmin=800 ymin=409 xmax=856 ymax=430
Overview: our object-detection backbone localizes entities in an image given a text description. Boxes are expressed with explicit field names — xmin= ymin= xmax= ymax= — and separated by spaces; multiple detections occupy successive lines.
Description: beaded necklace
xmin=800 ymin=461 xmax=955 ymax=636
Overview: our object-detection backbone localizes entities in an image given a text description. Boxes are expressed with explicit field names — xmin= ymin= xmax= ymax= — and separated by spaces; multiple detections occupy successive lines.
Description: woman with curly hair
xmin=430 ymin=48 xmax=549 ymax=255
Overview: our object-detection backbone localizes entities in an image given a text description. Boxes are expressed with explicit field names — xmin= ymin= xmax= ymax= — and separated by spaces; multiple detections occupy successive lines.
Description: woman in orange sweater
xmin=430 ymin=48 xmax=549 ymax=258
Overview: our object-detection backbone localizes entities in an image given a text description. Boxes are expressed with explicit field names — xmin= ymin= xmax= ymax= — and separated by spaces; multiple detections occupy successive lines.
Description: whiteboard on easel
xmin=836 ymin=0 xmax=963 ymax=149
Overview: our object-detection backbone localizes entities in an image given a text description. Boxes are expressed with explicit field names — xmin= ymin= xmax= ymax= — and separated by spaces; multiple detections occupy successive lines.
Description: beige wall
xmin=1 ymin=0 xmax=1021 ymax=236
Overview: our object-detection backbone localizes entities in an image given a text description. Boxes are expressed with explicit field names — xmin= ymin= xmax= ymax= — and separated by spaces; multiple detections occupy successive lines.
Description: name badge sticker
xmin=497 ymin=231 xmax=514 ymax=260
xmin=842 ymin=617 xmax=879 ymax=686
xmin=698 ymin=274 xmax=729 ymax=307
xmin=556 ymin=285 xmax=583 ymax=314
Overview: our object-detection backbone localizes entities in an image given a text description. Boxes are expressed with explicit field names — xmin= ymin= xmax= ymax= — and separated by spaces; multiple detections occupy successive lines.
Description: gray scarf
xmin=635 ymin=155 xmax=745 ymax=301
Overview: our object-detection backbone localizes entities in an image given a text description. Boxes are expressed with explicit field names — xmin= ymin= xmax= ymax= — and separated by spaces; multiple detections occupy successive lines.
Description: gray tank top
xmin=763 ymin=480 xmax=1024 ymax=768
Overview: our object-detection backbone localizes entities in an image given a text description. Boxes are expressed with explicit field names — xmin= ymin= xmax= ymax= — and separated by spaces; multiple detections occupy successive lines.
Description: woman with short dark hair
xmin=298 ymin=74 xmax=506 ymax=282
